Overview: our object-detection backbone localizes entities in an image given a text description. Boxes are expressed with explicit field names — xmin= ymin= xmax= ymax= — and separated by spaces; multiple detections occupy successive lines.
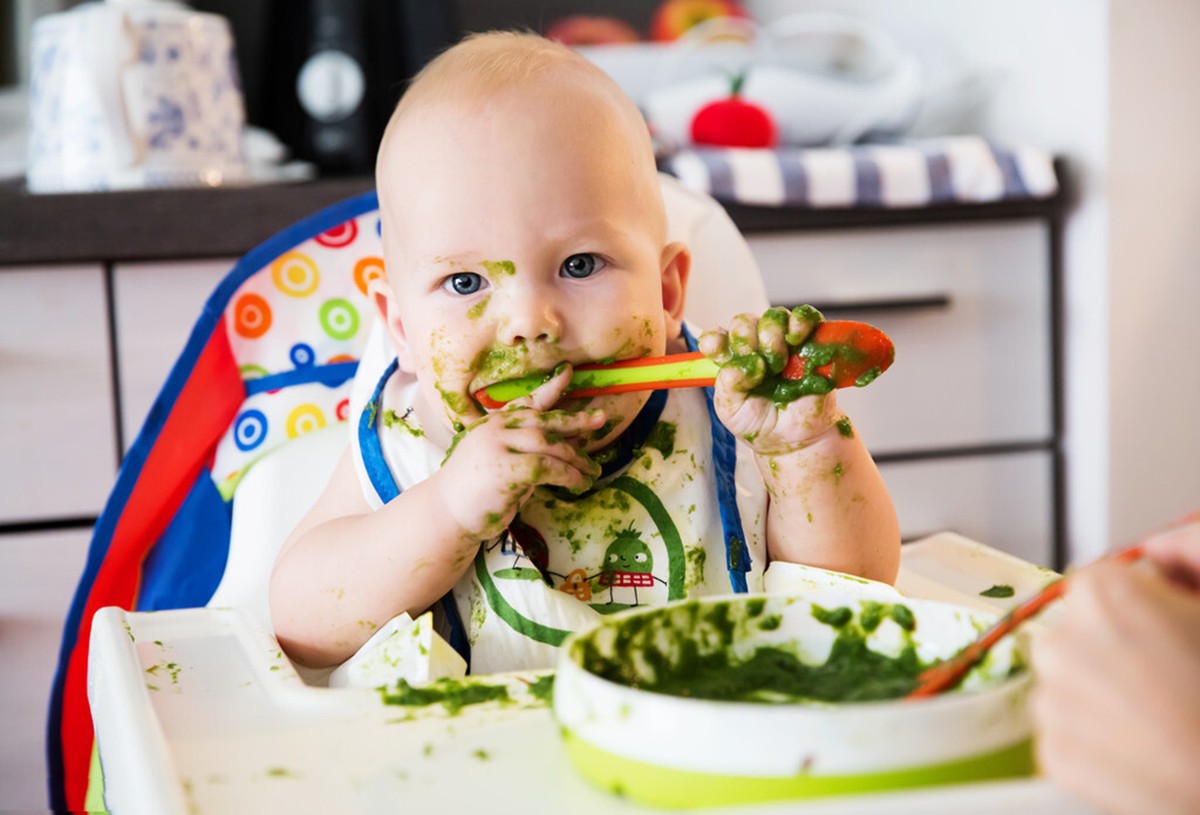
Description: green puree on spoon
xmin=474 ymin=319 xmax=895 ymax=410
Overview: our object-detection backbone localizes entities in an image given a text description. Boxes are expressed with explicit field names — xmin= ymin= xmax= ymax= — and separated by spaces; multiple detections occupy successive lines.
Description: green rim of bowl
xmin=562 ymin=729 xmax=1034 ymax=808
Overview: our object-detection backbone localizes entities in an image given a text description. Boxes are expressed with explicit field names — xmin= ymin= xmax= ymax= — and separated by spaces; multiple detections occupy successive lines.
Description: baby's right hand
xmin=434 ymin=364 xmax=606 ymax=541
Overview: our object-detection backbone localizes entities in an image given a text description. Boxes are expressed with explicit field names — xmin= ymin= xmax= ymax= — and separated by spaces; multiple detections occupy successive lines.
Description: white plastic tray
xmin=88 ymin=532 xmax=1098 ymax=815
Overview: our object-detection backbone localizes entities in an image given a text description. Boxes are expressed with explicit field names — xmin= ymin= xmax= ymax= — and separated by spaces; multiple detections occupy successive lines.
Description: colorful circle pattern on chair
xmin=215 ymin=210 xmax=381 ymax=487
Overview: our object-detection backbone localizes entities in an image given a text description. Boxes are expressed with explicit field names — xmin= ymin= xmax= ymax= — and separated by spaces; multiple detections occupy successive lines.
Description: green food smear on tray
xmin=980 ymin=584 xmax=1016 ymax=598
xmin=379 ymin=677 xmax=510 ymax=714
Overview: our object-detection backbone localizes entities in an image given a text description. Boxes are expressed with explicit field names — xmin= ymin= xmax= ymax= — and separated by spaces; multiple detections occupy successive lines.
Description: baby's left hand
xmin=700 ymin=306 xmax=839 ymax=453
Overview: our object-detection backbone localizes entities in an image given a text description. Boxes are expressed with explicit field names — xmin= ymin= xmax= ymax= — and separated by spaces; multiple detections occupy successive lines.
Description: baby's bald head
xmin=375 ymin=32 xmax=667 ymax=263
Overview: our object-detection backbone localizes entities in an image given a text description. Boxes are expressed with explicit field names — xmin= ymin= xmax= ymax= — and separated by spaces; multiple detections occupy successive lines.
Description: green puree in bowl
xmin=579 ymin=600 xmax=936 ymax=704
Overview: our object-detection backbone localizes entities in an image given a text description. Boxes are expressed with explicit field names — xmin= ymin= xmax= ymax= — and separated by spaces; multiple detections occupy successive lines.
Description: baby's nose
xmin=498 ymin=295 xmax=562 ymax=345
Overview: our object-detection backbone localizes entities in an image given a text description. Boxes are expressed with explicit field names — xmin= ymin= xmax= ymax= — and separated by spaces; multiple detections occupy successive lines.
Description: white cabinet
xmin=0 ymin=528 xmax=93 ymax=811
xmin=749 ymin=221 xmax=1057 ymax=566
xmin=0 ymin=266 xmax=117 ymax=523
xmin=879 ymin=452 xmax=1054 ymax=566
xmin=113 ymin=260 xmax=235 ymax=450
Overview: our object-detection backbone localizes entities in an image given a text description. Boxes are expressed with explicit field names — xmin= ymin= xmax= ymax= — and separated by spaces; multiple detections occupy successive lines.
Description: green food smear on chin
xmin=379 ymin=677 xmax=510 ymax=715
xmin=438 ymin=386 xmax=475 ymax=417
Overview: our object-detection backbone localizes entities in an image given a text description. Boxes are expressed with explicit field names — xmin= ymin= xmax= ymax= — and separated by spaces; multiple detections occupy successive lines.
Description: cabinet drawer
xmin=748 ymin=222 xmax=1052 ymax=454
xmin=0 ymin=528 xmax=93 ymax=809
xmin=880 ymin=450 xmax=1054 ymax=567
xmin=0 ymin=267 xmax=116 ymax=522
xmin=114 ymin=260 xmax=234 ymax=451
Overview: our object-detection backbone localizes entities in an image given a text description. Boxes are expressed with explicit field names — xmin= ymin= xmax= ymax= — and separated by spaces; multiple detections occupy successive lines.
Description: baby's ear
xmin=367 ymin=276 xmax=417 ymax=372
xmin=660 ymin=241 xmax=690 ymax=339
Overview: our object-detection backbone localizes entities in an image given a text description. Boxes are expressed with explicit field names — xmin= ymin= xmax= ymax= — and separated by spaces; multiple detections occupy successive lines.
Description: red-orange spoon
xmin=474 ymin=320 xmax=895 ymax=410
xmin=907 ymin=543 xmax=1147 ymax=699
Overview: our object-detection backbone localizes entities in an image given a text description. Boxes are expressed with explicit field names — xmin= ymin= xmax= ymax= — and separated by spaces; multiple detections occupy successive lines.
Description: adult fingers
xmin=1144 ymin=515 xmax=1200 ymax=586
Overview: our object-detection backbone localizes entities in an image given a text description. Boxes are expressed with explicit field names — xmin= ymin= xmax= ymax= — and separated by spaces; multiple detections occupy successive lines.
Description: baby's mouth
xmin=469 ymin=365 xmax=557 ymax=398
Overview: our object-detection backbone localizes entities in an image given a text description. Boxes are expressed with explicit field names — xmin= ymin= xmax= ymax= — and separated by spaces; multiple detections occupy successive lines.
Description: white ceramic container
xmin=553 ymin=591 xmax=1033 ymax=809
xmin=26 ymin=0 xmax=248 ymax=193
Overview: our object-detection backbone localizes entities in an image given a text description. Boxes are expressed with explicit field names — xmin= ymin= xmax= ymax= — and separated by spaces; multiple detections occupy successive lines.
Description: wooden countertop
xmin=0 ymin=163 xmax=1070 ymax=267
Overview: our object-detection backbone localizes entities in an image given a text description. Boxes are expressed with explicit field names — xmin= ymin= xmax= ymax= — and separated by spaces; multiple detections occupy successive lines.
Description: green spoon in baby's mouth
xmin=474 ymin=320 xmax=895 ymax=409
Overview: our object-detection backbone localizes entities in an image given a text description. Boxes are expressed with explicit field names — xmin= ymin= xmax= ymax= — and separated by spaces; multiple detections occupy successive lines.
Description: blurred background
xmin=3 ymin=0 xmax=1199 ymax=810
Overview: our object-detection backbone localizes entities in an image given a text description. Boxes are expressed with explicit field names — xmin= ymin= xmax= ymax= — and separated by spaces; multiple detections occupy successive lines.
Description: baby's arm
xmin=270 ymin=368 xmax=604 ymax=667
xmin=701 ymin=308 xmax=900 ymax=583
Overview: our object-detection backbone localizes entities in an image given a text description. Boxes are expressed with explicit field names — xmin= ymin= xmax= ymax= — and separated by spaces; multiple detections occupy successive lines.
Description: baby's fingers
xmin=785 ymin=304 xmax=824 ymax=347
xmin=716 ymin=352 xmax=766 ymax=393
xmin=758 ymin=307 xmax=790 ymax=374
xmin=540 ymin=408 xmax=609 ymax=444
xmin=727 ymin=313 xmax=760 ymax=358
xmin=699 ymin=328 xmax=732 ymax=363
xmin=505 ymin=363 xmax=573 ymax=413
xmin=503 ymin=425 xmax=602 ymax=475
xmin=517 ymin=451 xmax=600 ymax=494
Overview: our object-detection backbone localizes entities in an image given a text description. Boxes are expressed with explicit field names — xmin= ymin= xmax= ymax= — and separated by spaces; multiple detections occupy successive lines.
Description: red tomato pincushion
xmin=689 ymin=75 xmax=778 ymax=148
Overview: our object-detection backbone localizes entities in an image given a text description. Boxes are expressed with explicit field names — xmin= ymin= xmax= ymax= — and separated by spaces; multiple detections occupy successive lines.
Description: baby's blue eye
xmin=560 ymin=253 xmax=605 ymax=279
xmin=443 ymin=272 xmax=484 ymax=295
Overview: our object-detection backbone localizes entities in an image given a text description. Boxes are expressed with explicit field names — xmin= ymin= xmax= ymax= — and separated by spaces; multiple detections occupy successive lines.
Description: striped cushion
xmin=661 ymin=137 xmax=1057 ymax=208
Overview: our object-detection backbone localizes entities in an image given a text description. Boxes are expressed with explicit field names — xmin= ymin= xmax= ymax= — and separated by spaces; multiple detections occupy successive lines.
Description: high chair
xmin=46 ymin=175 xmax=771 ymax=811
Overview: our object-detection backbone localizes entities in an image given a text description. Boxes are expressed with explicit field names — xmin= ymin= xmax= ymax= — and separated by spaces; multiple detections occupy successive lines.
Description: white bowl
xmin=553 ymin=592 xmax=1032 ymax=809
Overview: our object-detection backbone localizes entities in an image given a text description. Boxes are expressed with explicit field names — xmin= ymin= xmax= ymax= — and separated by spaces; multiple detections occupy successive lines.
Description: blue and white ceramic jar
xmin=27 ymin=0 xmax=249 ymax=193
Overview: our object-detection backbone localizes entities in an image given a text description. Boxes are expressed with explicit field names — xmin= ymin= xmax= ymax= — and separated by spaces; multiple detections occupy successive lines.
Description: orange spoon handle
xmin=906 ymin=542 xmax=1146 ymax=700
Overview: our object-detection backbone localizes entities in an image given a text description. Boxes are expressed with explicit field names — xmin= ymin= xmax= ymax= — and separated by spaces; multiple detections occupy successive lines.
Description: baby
xmin=270 ymin=31 xmax=900 ymax=672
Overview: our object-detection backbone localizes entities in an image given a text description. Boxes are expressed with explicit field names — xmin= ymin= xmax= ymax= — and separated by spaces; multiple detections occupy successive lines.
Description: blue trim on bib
xmin=598 ymin=389 xmax=667 ymax=480
xmin=682 ymin=326 xmax=751 ymax=592
xmin=244 ymin=361 xmax=359 ymax=396
xmin=359 ymin=359 xmax=401 ymax=503
xmin=359 ymin=360 xmax=471 ymax=666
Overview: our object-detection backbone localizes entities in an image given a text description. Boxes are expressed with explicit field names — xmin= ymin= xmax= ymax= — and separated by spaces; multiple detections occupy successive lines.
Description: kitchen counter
xmin=0 ymin=164 xmax=1069 ymax=267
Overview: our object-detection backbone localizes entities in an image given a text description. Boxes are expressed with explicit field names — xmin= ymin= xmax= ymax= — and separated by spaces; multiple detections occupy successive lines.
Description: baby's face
xmin=377 ymin=81 xmax=685 ymax=448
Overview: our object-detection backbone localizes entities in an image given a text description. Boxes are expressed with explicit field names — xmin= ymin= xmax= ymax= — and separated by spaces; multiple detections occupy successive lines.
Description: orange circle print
xmin=353 ymin=256 xmax=385 ymax=296
xmin=233 ymin=293 xmax=272 ymax=338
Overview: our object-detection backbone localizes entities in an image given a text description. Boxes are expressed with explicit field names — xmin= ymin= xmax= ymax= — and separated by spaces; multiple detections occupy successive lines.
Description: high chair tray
xmin=88 ymin=532 xmax=1098 ymax=815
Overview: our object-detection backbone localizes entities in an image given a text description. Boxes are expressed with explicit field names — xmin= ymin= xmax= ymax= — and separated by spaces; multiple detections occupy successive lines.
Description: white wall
xmin=1107 ymin=0 xmax=1200 ymax=545
xmin=748 ymin=0 xmax=1114 ymax=561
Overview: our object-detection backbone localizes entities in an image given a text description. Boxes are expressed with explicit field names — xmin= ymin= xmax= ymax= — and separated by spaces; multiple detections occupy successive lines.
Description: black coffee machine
xmin=205 ymin=0 xmax=460 ymax=175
